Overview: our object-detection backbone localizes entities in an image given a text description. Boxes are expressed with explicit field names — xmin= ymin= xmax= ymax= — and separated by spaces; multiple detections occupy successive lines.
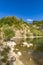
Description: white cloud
xmin=27 ymin=18 xmax=33 ymax=22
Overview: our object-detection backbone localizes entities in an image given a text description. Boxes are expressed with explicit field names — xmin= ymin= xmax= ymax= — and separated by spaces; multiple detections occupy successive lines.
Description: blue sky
xmin=0 ymin=0 xmax=43 ymax=22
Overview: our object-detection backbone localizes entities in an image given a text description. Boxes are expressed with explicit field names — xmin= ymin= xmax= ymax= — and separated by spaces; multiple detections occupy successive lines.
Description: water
xmin=14 ymin=38 xmax=43 ymax=65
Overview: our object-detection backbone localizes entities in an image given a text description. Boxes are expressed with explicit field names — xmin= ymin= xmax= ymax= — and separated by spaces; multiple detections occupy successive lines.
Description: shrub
xmin=3 ymin=28 xmax=15 ymax=41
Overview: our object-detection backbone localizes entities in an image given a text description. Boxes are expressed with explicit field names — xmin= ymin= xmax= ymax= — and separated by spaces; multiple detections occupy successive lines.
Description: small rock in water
xmin=23 ymin=42 xmax=28 ymax=45
xmin=30 ymin=58 xmax=32 ymax=61
xmin=17 ymin=52 xmax=22 ymax=56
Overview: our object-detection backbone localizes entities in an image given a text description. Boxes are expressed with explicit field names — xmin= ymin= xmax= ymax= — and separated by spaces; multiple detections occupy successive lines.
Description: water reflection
xmin=14 ymin=37 xmax=43 ymax=65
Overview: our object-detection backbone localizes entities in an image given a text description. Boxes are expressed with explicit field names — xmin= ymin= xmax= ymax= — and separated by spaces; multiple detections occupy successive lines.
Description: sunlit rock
xmin=16 ymin=49 xmax=19 ymax=51
xmin=23 ymin=42 xmax=33 ymax=47
xmin=23 ymin=42 xmax=27 ymax=45
xmin=6 ymin=41 xmax=16 ymax=47
xmin=17 ymin=52 xmax=22 ymax=56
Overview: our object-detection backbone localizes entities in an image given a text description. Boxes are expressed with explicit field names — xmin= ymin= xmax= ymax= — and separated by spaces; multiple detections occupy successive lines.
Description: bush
xmin=3 ymin=28 xmax=15 ymax=41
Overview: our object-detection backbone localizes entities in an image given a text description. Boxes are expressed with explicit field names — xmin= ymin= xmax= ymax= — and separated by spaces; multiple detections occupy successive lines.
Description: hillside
xmin=0 ymin=16 xmax=43 ymax=42
xmin=0 ymin=16 xmax=43 ymax=65
xmin=0 ymin=16 xmax=31 ymax=42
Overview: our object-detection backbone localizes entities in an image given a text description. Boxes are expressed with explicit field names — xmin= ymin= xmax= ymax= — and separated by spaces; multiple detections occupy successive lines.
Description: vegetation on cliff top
xmin=0 ymin=16 xmax=43 ymax=41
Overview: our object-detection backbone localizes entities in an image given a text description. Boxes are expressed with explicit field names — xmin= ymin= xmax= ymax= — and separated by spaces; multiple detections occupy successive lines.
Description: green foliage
xmin=32 ymin=38 xmax=43 ymax=51
xmin=0 ymin=16 xmax=43 ymax=37
xmin=0 ymin=16 xmax=19 ymax=27
xmin=29 ymin=25 xmax=43 ymax=36
xmin=1 ymin=46 xmax=10 ymax=63
xmin=32 ymin=38 xmax=43 ymax=45
xmin=33 ymin=20 xmax=43 ymax=26
xmin=35 ymin=44 xmax=43 ymax=52
xmin=3 ymin=27 xmax=15 ymax=41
